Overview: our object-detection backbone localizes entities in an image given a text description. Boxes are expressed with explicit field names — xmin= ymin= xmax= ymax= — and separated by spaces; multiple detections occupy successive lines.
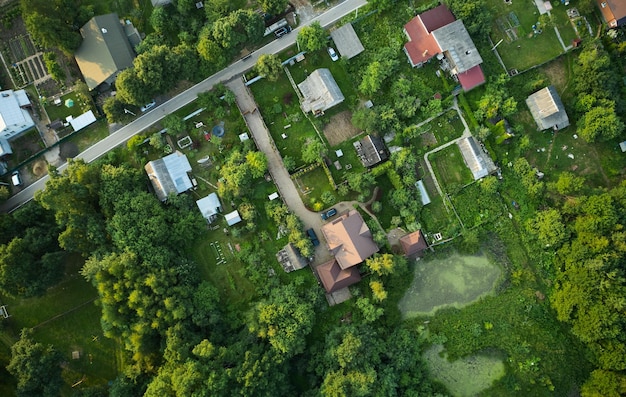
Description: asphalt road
xmin=2 ymin=0 xmax=368 ymax=212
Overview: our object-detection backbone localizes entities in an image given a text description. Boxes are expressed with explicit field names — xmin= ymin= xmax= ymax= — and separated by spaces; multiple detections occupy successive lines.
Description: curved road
xmin=2 ymin=0 xmax=368 ymax=213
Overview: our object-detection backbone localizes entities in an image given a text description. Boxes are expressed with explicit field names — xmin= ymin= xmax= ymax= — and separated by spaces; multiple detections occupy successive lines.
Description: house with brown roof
xmin=597 ymin=0 xmax=626 ymax=28
xmin=317 ymin=258 xmax=361 ymax=293
xmin=320 ymin=210 xmax=379 ymax=270
xmin=402 ymin=4 xmax=485 ymax=92
xmin=400 ymin=230 xmax=429 ymax=258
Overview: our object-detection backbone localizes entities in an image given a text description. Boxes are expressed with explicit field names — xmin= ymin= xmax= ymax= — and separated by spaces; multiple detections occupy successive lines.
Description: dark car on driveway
xmin=306 ymin=228 xmax=320 ymax=246
xmin=320 ymin=208 xmax=337 ymax=220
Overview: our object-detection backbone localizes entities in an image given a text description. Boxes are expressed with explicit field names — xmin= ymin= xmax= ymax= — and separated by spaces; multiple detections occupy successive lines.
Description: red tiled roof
xmin=399 ymin=230 xmax=428 ymax=257
xmin=457 ymin=65 xmax=485 ymax=92
xmin=317 ymin=258 xmax=361 ymax=293
xmin=403 ymin=4 xmax=455 ymax=66
xmin=598 ymin=0 xmax=626 ymax=27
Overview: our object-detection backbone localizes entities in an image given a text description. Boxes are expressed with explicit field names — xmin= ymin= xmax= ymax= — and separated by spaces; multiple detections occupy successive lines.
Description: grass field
xmin=0 ymin=255 xmax=120 ymax=393
xmin=398 ymin=251 xmax=501 ymax=317
xmin=430 ymin=145 xmax=474 ymax=192
xmin=488 ymin=0 xmax=576 ymax=71
xmin=418 ymin=109 xmax=466 ymax=146
xmin=424 ymin=344 xmax=505 ymax=397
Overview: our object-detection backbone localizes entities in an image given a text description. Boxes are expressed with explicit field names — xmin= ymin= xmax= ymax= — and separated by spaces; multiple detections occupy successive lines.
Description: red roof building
xmin=399 ymin=230 xmax=429 ymax=257
xmin=317 ymin=258 xmax=362 ymax=293
xmin=403 ymin=5 xmax=485 ymax=91
xmin=597 ymin=0 xmax=626 ymax=28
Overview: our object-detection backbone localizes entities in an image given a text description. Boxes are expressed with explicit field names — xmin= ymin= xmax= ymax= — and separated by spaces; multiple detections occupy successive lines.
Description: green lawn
xmin=488 ymin=0 xmax=567 ymax=71
xmin=430 ymin=145 xmax=474 ymax=192
xmin=44 ymin=92 xmax=91 ymax=122
xmin=0 ymin=255 xmax=120 ymax=393
xmin=295 ymin=166 xmax=336 ymax=211
xmin=66 ymin=120 xmax=111 ymax=154
xmin=417 ymin=109 xmax=465 ymax=146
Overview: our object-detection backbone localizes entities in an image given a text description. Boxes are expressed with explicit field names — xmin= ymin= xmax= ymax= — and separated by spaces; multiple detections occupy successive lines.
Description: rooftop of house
xmin=317 ymin=258 xmax=361 ymax=293
xmin=525 ymin=85 xmax=570 ymax=131
xmin=298 ymin=69 xmax=345 ymax=113
xmin=457 ymin=136 xmax=497 ymax=180
xmin=432 ymin=19 xmax=483 ymax=74
xmin=403 ymin=5 xmax=454 ymax=66
xmin=0 ymin=89 xmax=32 ymax=133
xmin=597 ymin=0 xmax=626 ymax=27
xmin=74 ymin=13 xmax=136 ymax=90
xmin=320 ymin=210 xmax=379 ymax=269
xmin=144 ymin=151 xmax=193 ymax=202
xmin=355 ymin=135 xmax=388 ymax=168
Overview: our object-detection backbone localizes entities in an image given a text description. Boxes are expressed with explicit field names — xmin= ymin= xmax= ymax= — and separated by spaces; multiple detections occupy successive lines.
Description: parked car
xmin=274 ymin=26 xmax=291 ymax=38
xmin=140 ymin=100 xmax=156 ymax=112
xmin=320 ymin=208 xmax=337 ymax=220
xmin=327 ymin=47 xmax=339 ymax=61
xmin=11 ymin=171 xmax=21 ymax=186
xmin=306 ymin=228 xmax=320 ymax=246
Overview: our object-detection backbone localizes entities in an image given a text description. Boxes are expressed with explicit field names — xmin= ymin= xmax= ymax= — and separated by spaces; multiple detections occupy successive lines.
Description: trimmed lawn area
xmin=430 ymin=145 xmax=474 ymax=192
xmin=44 ymin=92 xmax=91 ymax=122
xmin=66 ymin=120 xmax=111 ymax=153
xmin=295 ymin=166 xmax=335 ymax=211
xmin=488 ymin=0 xmax=568 ymax=71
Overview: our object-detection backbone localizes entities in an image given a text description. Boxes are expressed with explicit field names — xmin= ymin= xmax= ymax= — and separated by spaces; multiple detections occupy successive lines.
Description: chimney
xmin=422 ymin=49 xmax=429 ymax=57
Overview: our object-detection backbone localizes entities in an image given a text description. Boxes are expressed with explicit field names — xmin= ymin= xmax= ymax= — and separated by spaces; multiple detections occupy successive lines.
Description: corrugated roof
xmin=330 ymin=24 xmax=364 ymax=59
xmin=196 ymin=193 xmax=222 ymax=222
xmin=74 ymin=14 xmax=136 ymax=90
xmin=317 ymin=258 xmax=361 ymax=293
xmin=457 ymin=136 xmax=496 ymax=180
xmin=0 ymin=90 xmax=33 ymax=135
xmin=144 ymin=151 xmax=193 ymax=201
xmin=320 ymin=210 xmax=379 ymax=269
xmin=298 ymin=69 xmax=345 ymax=113
xmin=69 ymin=110 xmax=97 ymax=132
xmin=525 ymin=86 xmax=570 ymax=130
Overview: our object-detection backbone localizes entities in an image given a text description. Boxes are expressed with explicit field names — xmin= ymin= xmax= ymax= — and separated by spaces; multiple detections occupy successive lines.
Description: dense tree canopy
xmin=297 ymin=21 xmax=327 ymax=52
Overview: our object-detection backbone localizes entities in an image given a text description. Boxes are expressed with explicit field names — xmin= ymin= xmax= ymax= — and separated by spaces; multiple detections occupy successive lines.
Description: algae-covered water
xmin=399 ymin=252 xmax=501 ymax=317
xmin=424 ymin=344 xmax=505 ymax=397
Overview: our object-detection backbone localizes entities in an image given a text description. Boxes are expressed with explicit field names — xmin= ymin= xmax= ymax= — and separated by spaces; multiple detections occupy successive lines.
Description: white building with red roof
xmin=403 ymin=4 xmax=485 ymax=92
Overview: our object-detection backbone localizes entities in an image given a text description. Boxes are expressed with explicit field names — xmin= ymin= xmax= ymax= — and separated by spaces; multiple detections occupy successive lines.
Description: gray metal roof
xmin=225 ymin=210 xmax=242 ymax=226
xmin=74 ymin=14 xmax=136 ymax=90
xmin=525 ymin=86 xmax=570 ymax=130
xmin=457 ymin=136 xmax=496 ymax=180
xmin=0 ymin=90 xmax=33 ymax=136
xmin=145 ymin=152 xmax=193 ymax=201
xmin=432 ymin=20 xmax=483 ymax=74
xmin=330 ymin=24 xmax=364 ymax=59
xmin=196 ymin=193 xmax=222 ymax=222
xmin=298 ymin=69 xmax=345 ymax=113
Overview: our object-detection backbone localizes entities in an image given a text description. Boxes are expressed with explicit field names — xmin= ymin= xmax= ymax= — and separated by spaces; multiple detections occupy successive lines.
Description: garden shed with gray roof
xmin=330 ymin=24 xmax=364 ymax=59
xmin=525 ymin=86 xmax=570 ymax=131
xmin=145 ymin=151 xmax=193 ymax=202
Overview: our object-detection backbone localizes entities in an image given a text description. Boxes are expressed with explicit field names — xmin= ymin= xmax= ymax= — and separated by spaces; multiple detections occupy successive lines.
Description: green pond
xmin=399 ymin=252 xmax=501 ymax=317
xmin=424 ymin=344 xmax=505 ymax=397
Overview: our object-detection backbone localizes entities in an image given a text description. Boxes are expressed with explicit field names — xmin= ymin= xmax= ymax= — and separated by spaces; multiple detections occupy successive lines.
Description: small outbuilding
xmin=525 ymin=86 xmax=570 ymax=131
xmin=225 ymin=210 xmax=242 ymax=226
xmin=354 ymin=134 xmax=388 ymax=168
xmin=457 ymin=136 xmax=497 ymax=180
xmin=298 ymin=69 xmax=345 ymax=115
xmin=196 ymin=193 xmax=222 ymax=223
xmin=276 ymin=243 xmax=308 ymax=272
xmin=620 ymin=141 xmax=626 ymax=152
xmin=400 ymin=230 xmax=429 ymax=258
xmin=145 ymin=151 xmax=193 ymax=202
xmin=330 ymin=23 xmax=365 ymax=59
xmin=68 ymin=110 xmax=97 ymax=132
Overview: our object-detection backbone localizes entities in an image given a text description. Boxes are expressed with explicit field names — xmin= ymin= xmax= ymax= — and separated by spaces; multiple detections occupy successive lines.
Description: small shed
xmin=276 ymin=243 xmax=308 ymax=272
xmin=525 ymin=86 xmax=570 ymax=131
xmin=225 ymin=210 xmax=242 ymax=226
xmin=400 ymin=230 xmax=429 ymax=257
xmin=196 ymin=193 xmax=222 ymax=223
xmin=69 ymin=110 xmax=97 ymax=132
xmin=457 ymin=136 xmax=497 ymax=180
xmin=620 ymin=141 xmax=626 ymax=152
xmin=355 ymin=135 xmax=388 ymax=168
xmin=144 ymin=151 xmax=193 ymax=202
xmin=415 ymin=180 xmax=431 ymax=205
xmin=330 ymin=23 xmax=365 ymax=59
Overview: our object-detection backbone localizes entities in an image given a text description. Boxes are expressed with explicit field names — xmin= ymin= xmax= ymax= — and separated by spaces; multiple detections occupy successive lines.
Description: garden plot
xmin=424 ymin=344 xmax=505 ymax=397
xmin=323 ymin=110 xmax=360 ymax=146
xmin=430 ymin=145 xmax=474 ymax=192
xmin=398 ymin=252 xmax=501 ymax=317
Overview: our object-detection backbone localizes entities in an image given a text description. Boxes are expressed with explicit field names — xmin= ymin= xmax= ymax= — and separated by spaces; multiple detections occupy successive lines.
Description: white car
xmin=11 ymin=171 xmax=22 ymax=186
xmin=140 ymin=100 xmax=156 ymax=112
xmin=327 ymin=47 xmax=339 ymax=62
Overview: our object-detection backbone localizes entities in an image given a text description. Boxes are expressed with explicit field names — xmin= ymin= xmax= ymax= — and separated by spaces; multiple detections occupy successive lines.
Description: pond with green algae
xmin=399 ymin=252 xmax=501 ymax=317
xmin=424 ymin=344 xmax=505 ymax=397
